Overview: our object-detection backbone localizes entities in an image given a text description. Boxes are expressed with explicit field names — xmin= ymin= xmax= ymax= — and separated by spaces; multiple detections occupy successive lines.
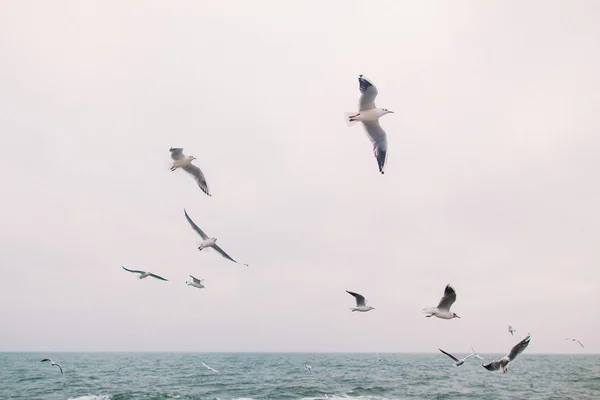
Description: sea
xmin=1 ymin=353 xmax=598 ymax=400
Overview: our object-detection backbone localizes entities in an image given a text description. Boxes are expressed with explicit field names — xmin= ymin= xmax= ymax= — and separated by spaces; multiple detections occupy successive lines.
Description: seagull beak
xmin=456 ymin=315 xmax=461 ymax=319
xmin=388 ymin=110 xmax=395 ymax=113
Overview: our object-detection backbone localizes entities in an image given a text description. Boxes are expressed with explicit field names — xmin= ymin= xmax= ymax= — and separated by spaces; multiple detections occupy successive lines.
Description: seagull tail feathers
xmin=344 ymin=112 xmax=360 ymax=127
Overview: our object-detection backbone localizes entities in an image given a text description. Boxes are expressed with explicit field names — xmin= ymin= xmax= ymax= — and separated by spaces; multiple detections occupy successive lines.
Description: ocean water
xmin=0 ymin=353 xmax=598 ymax=400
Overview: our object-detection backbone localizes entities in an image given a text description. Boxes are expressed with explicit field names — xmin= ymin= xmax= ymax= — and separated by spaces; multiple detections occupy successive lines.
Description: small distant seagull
xmin=305 ymin=364 xmax=312 ymax=373
xmin=482 ymin=334 xmax=531 ymax=373
xmin=169 ymin=147 xmax=211 ymax=196
xmin=201 ymin=361 xmax=219 ymax=373
xmin=565 ymin=338 xmax=585 ymax=348
xmin=508 ymin=326 xmax=516 ymax=336
xmin=438 ymin=348 xmax=479 ymax=367
xmin=376 ymin=352 xmax=382 ymax=362
xmin=40 ymin=359 xmax=63 ymax=375
xmin=422 ymin=284 xmax=460 ymax=320
xmin=121 ymin=266 xmax=168 ymax=281
xmin=470 ymin=347 xmax=484 ymax=360
xmin=183 ymin=209 xmax=248 ymax=266
xmin=345 ymin=75 xmax=394 ymax=174
xmin=346 ymin=290 xmax=375 ymax=312
xmin=186 ymin=275 xmax=205 ymax=289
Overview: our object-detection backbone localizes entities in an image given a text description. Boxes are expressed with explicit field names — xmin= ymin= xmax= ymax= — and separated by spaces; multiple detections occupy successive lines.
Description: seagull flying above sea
xmin=345 ymin=75 xmax=394 ymax=174
xmin=201 ymin=361 xmax=219 ymax=373
xmin=508 ymin=325 xmax=516 ymax=336
xmin=422 ymin=284 xmax=460 ymax=320
xmin=346 ymin=290 xmax=375 ymax=312
xmin=183 ymin=209 xmax=249 ymax=266
xmin=169 ymin=147 xmax=211 ymax=196
xmin=121 ymin=266 xmax=168 ymax=281
xmin=41 ymin=359 xmax=63 ymax=375
xmin=438 ymin=348 xmax=481 ymax=367
xmin=482 ymin=335 xmax=531 ymax=373
xmin=305 ymin=364 xmax=312 ymax=373
xmin=565 ymin=338 xmax=585 ymax=348
xmin=186 ymin=275 xmax=205 ymax=289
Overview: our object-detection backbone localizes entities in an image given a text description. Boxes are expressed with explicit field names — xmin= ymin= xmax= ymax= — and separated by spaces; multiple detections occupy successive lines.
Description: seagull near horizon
xmin=121 ymin=266 xmax=168 ymax=281
xmin=422 ymin=284 xmax=460 ymax=320
xmin=346 ymin=290 xmax=375 ymax=312
xmin=508 ymin=325 xmax=516 ymax=336
xmin=183 ymin=209 xmax=249 ymax=266
xmin=169 ymin=147 xmax=211 ymax=196
xmin=40 ymin=359 xmax=63 ymax=375
xmin=438 ymin=348 xmax=482 ymax=367
xmin=345 ymin=75 xmax=394 ymax=174
xmin=186 ymin=275 xmax=205 ymax=289
xmin=305 ymin=364 xmax=312 ymax=373
xmin=565 ymin=338 xmax=585 ymax=348
xmin=201 ymin=361 xmax=219 ymax=373
xmin=482 ymin=334 xmax=531 ymax=373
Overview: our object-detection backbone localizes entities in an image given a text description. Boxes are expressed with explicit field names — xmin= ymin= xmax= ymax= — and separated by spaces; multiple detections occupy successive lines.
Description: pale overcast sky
xmin=1 ymin=0 xmax=598 ymax=353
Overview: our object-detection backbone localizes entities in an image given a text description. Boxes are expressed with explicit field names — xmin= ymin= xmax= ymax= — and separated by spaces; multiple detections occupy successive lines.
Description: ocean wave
xmin=67 ymin=396 xmax=110 ymax=400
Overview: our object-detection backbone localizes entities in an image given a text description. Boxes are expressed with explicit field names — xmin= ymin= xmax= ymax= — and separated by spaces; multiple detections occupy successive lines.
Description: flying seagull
xmin=183 ymin=209 xmax=249 ymax=266
xmin=438 ymin=348 xmax=480 ymax=367
xmin=508 ymin=325 xmax=516 ymax=336
xmin=376 ymin=353 xmax=382 ymax=362
xmin=346 ymin=290 xmax=375 ymax=312
xmin=201 ymin=361 xmax=219 ymax=373
xmin=186 ymin=275 xmax=205 ymax=289
xmin=40 ymin=359 xmax=63 ymax=375
xmin=565 ymin=338 xmax=585 ymax=348
xmin=121 ymin=266 xmax=168 ymax=281
xmin=169 ymin=147 xmax=211 ymax=196
xmin=345 ymin=75 xmax=394 ymax=174
xmin=482 ymin=334 xmax=531 ymax=373
xmin=305 ymin=364 xmax=312 ymax=373
xmin=422 ymin=284 xmax=460 ymax=319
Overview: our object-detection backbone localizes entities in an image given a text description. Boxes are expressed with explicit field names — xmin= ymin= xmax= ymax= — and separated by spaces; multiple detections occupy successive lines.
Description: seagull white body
xmin=345 ymin=75 xmax=394 ymax=174
xmin=483 ymin=335 xmax=531 ymax=373
xmin=41 ymin=358 xmax=63 ymax=375
xmin=184 ymin=209 xmax=249 ymax=266
xmin=169 ymin=147 xmax=211 ymax=196
xmin=305 ymin=364 xmax=312 ymax=373
xmin=565 ymin=338 xmax=585 ymax=348
xmin=346 ymin=290 xmax=375 ymax=312
xmin=186 ymin=275 xmax=205 ymax=289
xmin=423 ymin=284 xmax=460 ymax=320
xmin=121 ymin=266 xmax=168 ymax=281
xmin=201 ymin=361 xmax=219 ymax=373
xmin=508 ymin=325 xmax=516 ymax=336
xmin=438 ymin=348 xmax=481 ymax=367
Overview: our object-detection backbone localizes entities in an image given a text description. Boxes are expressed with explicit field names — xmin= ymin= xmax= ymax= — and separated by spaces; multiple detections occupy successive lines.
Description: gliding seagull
xmin=508 ymin=325 xmax=516 ymax=336
xmin=183 ymin=209 xmax=249 ymax=266
xmin=201 ymin=361 xmax=219 ymax=373
xmin=305 ymin=364 xmax=312 ymax=373
xmin=565 ymin=338 xmax=585 ymax=348
xmin=169 ymin=147 xmax=211 ymax=196
xmin=40 ymin=359 xmax=63 ymax=375
xmin=186 ymin=275 xmax=205 ymax=289
xmin=121 ymin=266 xmax=168 ymax=281
xmin=423 ymin=284 xmax=460 ymax=320
xmin=438 ymin=348 xmax=481 ymax=367
xmin=482 ymin=334 xmax=531 ymax=373
xmin=345 ymin=75 xmax=394 ymax=174
xmin=346 ymin=290 xmax=375 ymax=312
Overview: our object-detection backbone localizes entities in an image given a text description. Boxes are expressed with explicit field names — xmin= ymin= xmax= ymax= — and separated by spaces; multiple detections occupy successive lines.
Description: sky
xmin=0 ymin=0 xmax=599 ymax=354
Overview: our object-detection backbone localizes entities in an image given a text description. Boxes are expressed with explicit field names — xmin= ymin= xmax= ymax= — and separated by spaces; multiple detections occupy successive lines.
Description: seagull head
xmin=453 ymin=313 xmax=461 ymax=319
xmin=383 ymin=108 xmax=394 ymax=115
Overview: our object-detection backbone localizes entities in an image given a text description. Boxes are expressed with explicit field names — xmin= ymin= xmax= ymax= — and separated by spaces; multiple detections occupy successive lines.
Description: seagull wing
xmin=56 ymin=363 xmax=63 ymax=375
xmin=577 ymin=340 xmax=585 ymax=348
xmin=482 ymin=360 xmax=501 ymax=371
xmin=438 ymin=348 xmax=459 ymax=362
xmin=507 ymin=335 xmax=531 ymax=361
xmin=148 ymin=273 xmax=168 ymax=281
xmin=358 ymin=75 xmax=378 ymax=111
xmin=189 ymin=275 xmax=203 ymax=283
xmin=183 ymin=209 xmax=209 ymax=240
xmin=170 ymin=147 xmax=185 ymax=160
xmin=361 ymin=120 xmax=388 ymax=174
xmin=212 ymin=243 xmax=248 ymax=266
xmin=122 ymin=266 xmax=145 ymax=275
xmin=437 ymin=284 xmax=457 ymax=311
xmin=346 ymin=290 xmax=366 ymax=307
xmin=181 ymin=164 xmax=211 ymax=196
xmin=41 ymin=359 xmax=52 ymax=363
